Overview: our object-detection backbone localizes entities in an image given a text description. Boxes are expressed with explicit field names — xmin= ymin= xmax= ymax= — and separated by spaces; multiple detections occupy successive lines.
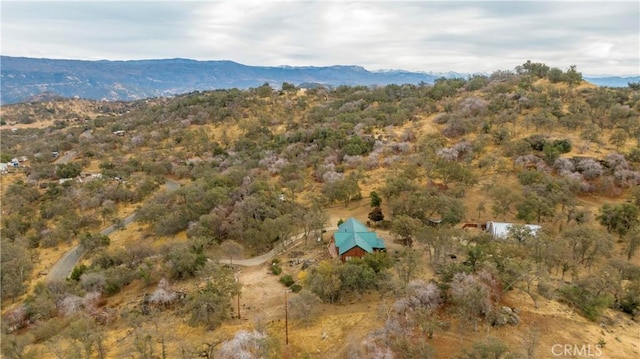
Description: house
xmin=113 ymin=130 xmax=125 ymax=136
xmin=0 ymin=163 xmax=7 ymax=174
xmin=329 ymin=218 xmax=386 ymax=262
xmin=485 ymin=221 xmax=541 ymax=239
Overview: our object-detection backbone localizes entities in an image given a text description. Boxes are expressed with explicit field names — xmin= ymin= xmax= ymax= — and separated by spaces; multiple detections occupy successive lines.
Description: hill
xmin=2 ymin=56 xmax=637 ymax=105
xmin=1 ymin=63 xmax=640 ymax=358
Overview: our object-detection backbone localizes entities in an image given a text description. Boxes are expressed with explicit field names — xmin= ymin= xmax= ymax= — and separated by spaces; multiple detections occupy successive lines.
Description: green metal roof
xmin=334 ymin=218 xmax=386 ymax=255
xmin=337 ymin=218 xmax=370 ymax=233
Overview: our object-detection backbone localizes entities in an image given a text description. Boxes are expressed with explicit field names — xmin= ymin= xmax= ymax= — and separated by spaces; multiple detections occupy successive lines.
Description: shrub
xmin=30 ymin=317 xmax=68 ymax=343
xmin=609 ymin=260 xmax=640 ymax=281
xmin=458 ymin=336 xmax=515 ymax=359
xmin=432 ymin=113 xmax=450 ymax=124
xmin=503 ymin=139 xmax=531 ymax=157
xmin=103 ymin=267 xmax=135 ymax=296
xmin=459 ymin=97 xmax=488 ymax=116
xmin=619 ymin=280 xmax=640 ymax=315
xmin=516 ymin=169 xmax=544 ymax=185
xmin=290 ymin=283 xmax=303 ymax=293
xmin=70 ymin=264 xmax=87 ymax=282
xmin=437 ymin=147 xmax=459 ymax=162
xmin=537 ymin=278 xmax=555 ymax=300
xmin=217 ymin=330 xmax=270 ymax=359
xmin=280 ymin=275 xmax=295 ymax=287
xmin=559 ymin=284 xmax=613 ymax=321
xmin=442 ymin=117 xmax=468 ymax=138
xmin=80 ymin=272 xmax=106 ymax=292
xmin=627 ymin=148 xmax=640 ymax=163
xmin=271 ymin=265 xmax=282 ymax=275
xmin=552 ymin=139 xmax=572 ymax=153
xmin=554 ymin=157 xmax=574 ymax=174
xmin=525 ymin=134 xmax=547 ymax=151
xmin=604 ymin=152 xmax=629 ymax=171
xmin=577 ymin=158 xmax=603 ymax=180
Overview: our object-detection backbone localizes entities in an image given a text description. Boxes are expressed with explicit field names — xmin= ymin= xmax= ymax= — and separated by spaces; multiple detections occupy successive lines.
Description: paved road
xmin=46 ymin=179 xmax=180 ymax=282
xmin=54 ymin=150 xmax=77 ymax=164
xmin=219 ymin=233 xmax=307 ymax=266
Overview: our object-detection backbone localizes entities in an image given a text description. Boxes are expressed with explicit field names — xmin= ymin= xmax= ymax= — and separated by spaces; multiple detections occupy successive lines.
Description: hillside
xmin=1 ymin=63 xmax=640 ymax=358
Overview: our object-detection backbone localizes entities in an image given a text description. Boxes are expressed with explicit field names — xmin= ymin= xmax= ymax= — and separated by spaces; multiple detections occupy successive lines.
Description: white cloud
xmin=1 ymin=0 xmax=638 ymax=76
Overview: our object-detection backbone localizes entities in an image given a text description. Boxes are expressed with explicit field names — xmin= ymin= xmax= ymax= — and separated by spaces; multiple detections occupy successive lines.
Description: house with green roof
xmin=329 ymin=218 xmax=386 ymax=262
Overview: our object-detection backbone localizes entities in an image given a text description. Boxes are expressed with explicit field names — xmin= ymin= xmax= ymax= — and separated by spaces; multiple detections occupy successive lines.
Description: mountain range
xmin=1 ymin=56 xmax=637 ymax=105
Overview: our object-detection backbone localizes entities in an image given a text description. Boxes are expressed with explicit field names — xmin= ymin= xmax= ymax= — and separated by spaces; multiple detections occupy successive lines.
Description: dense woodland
xmin=2 ymin=61 xmax=640 ymax=358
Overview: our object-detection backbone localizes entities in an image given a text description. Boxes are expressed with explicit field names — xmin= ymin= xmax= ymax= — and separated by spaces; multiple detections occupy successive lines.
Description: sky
xmin=1 ymin=0 xmax=639 ymax=76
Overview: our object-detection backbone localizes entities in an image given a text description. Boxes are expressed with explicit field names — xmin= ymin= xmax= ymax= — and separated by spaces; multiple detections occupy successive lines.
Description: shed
xmin=486 ymin=221 xmax=541 ymax=239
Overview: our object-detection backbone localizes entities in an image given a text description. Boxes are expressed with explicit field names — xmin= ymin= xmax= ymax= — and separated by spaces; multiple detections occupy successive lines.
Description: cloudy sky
xmin=1 ymin=0 xmax=638 ymax=76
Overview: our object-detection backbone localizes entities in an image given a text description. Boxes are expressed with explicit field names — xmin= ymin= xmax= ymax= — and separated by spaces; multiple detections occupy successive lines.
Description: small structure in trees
xmin=328 ymin=218 xmax=386 ymax=262
xmin=485 ymin=221 xmax=540 ymax=239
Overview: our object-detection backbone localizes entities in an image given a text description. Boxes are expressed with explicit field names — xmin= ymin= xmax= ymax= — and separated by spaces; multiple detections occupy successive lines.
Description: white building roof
xmin=486 ymin=221 xmax=541 ymax=238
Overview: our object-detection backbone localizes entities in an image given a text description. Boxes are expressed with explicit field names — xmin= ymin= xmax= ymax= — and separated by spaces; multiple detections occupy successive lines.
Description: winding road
xmin=218 ymin=233 xmax=307 ymax=266
xmin=53 ymin=150 xmax=77 ymax=164
xmin=46 ymin=179 xmax=180 ymax=282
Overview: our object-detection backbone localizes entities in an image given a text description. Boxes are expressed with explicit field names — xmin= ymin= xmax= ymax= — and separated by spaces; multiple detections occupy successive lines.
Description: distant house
xmin=329 ymin=218 xmax=386 ymax=262
xmin=0 ymin=163 xmax=7 ymax=174
xmin=485 ymin=221 xmax=541 ymax=239
xmin=113 ymin=130 xmax=125 ymax=136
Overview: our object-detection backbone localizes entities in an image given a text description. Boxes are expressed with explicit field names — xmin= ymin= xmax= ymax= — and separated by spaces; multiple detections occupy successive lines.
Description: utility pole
xmin=285 ymin=290 xmax=289 ymax=345
xmin=235 ymin=275 xmax=240 ymax=319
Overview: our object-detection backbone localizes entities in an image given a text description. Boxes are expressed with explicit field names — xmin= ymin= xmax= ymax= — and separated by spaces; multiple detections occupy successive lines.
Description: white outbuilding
xmin=486 ymin=221 xmax=541 ymax=239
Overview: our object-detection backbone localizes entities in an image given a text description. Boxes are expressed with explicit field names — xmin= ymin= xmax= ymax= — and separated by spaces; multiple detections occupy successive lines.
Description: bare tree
xmin=626 ymin=228 xmax=640 ymax=261
xmin=287 ymin=290 xmax=322 ymax=327
xmin=1 ymin=240 xmax=34 ymax=302
xmin=64 ymin=315 xmax=108 ymax=359
xmin=219 ymin=240 xmax=244 ymax=265
xmin=390 ymin=215 xmax=423 ymax=247
xmin=449 ymin=272 xmax=493 ymax=332
xmin=395 ymin=248 xmax=422 ymax=286
xmin=489 ymin=185 xmax=520 ymax=220
xmin=296 ymin=200 xmax=328 ymax=245
xmin=1 ymin=333 xmax=38 ymax=359
xmin=216 ymin=330 xmax=270 ymax=359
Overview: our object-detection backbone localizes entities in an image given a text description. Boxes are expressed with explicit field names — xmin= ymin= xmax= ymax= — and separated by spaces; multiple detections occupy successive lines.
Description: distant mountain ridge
xmin=0 ymin=56 xmax=440 ymax=104
xmin=1 ymin=56 xmax=637 ymax=104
